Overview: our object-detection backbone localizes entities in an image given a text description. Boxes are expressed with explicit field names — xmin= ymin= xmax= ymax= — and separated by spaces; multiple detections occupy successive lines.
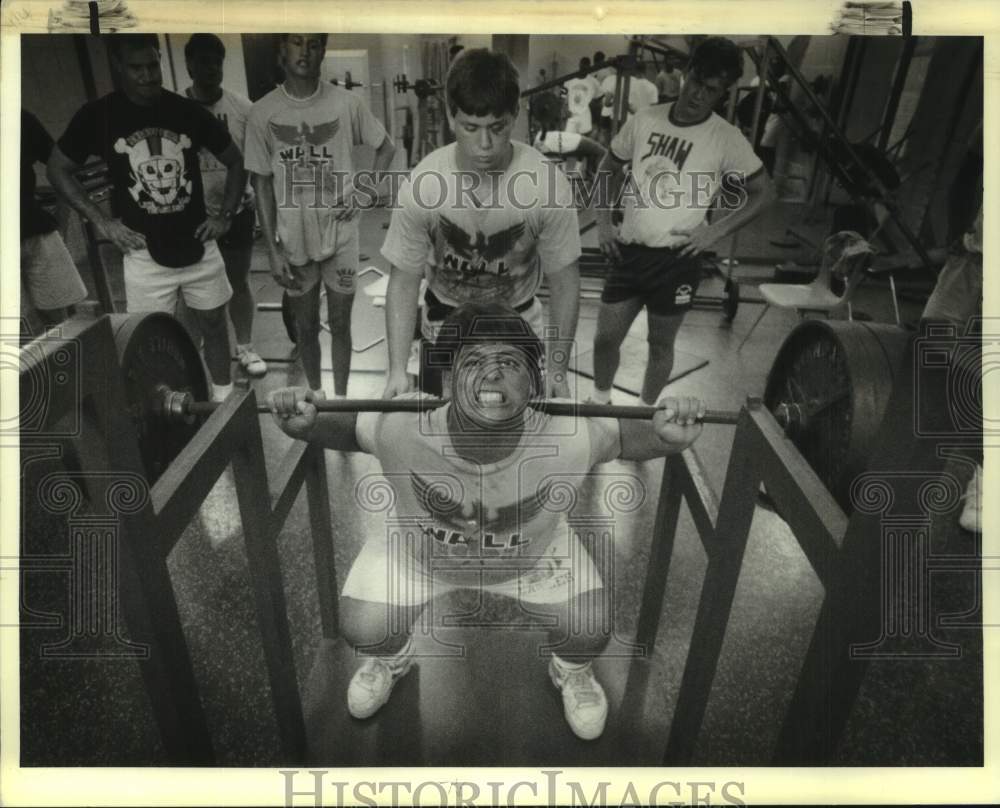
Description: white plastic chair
xmin=737 ymin=231 xmax=875 ymax=351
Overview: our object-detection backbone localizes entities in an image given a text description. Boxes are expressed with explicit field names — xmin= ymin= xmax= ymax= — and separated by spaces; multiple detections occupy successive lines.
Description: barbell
xmin=156 ymin=384 xmax=749 ymax=425
xmin=109 ymin=313 xmax=911 ymax=513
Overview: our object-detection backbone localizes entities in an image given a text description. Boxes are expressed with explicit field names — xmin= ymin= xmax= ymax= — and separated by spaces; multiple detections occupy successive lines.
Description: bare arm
xmin=382 ymin=267 xmax=423 ymax=398
xmin=195 ymin=141 xmax=246 ymax=241
xmin=618 ymin=396 xmax=705 ymax=461
xmin=594 ymin=150 xmax=627 ymax=262
xmin=47 ymin=145 xmax=146 ymax=253
xmin=251 ymin=171 xmax=298 ymax=291
xmin=574 ymin=134 xmax=607 ymax=164
xmin=543 ymin=262 xmax=580 ymax=398
xmin=372 ymin=133 xmax=396 ymax=173
xmin=268 ymin=388 xmax=362 ymax=452
xmin=673 ymin=169 xmax=776 ymax=257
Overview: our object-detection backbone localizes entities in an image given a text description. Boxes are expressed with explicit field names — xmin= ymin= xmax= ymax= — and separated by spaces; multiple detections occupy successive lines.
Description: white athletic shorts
xmin=342 ymin=529 xmax=603 ymax=607
xmin=124 ymin=240 xmax=231 ymax=313
xmin=21 ymin=231 xmax=88 ymax=310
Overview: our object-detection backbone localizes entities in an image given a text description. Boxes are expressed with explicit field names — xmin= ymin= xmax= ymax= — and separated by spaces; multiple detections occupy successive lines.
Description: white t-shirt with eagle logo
xmin=381 ymin=141 xmax=582 ymax=310
xmin=184 ymin=87 xmax=255 ymax=217
xmin=245 ymin=82 xmax=387 ymax=265
xmin=612 ymin=103 xmax=763 ymax=249
xmin=355 ymin=396 xmax=621 ymax=584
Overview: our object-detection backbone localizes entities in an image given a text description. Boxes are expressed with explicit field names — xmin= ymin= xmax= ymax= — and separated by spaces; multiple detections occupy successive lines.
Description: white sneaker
xmin=237 ymin=346 xmax=267 ymax=377
xmin=548 ymin=656 xmax=608 ymax=740
xmin=347 ymin=641 xmax=415 ymax=719
xmin=959 ymin=464 xmax=982 ymax=533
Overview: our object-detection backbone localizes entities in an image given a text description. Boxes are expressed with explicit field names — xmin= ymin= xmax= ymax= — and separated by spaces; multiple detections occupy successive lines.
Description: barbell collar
xmin=176 ymin=392 xmax=743 ymax=424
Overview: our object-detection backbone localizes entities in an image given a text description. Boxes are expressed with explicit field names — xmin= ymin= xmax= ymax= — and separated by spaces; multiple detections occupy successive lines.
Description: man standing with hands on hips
xmin=48 ymin=33 xmax=245 ymax=403
xmin=591 ymin=36 xmax=774 ymax=406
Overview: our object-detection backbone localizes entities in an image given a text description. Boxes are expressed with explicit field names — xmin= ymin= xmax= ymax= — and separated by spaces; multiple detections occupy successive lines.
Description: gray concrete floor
xmin=19 ymin=203 xmax=983 ymax=767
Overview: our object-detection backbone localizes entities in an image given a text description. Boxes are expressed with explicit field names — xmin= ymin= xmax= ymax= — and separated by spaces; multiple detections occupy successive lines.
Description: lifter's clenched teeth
xmin=475 ymin=389 xmax=506 ymax=405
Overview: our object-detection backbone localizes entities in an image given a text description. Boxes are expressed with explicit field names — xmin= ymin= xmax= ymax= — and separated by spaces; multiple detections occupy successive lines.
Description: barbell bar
xmin=155 ymin=384 xmax=754 ymax=426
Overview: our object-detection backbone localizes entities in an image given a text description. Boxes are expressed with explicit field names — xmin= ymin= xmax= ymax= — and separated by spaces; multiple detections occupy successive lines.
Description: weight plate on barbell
xmin=109 ymin=313 xmax=209 ymax=484
xmin=763 ymin=319 xmax=910 ymax=513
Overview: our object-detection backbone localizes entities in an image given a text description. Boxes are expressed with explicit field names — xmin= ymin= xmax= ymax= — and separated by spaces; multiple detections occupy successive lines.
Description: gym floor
xmin=19 ymin=203 xmax=983 ymax=767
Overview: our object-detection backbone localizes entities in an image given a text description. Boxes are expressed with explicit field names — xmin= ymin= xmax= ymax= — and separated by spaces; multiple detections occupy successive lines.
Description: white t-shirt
xmin=655 ymin=70 xmax=681 ymax=99
xmin=245 ymin=82 xmax=387 ymax=264
xmin=185 ymin=87 xmax=255 ymax=216
xmin=600 ymin=75 xmax=658 ymax=119
xmin=533 ymin=130 xmax=583 ymax=155
xmin=564 ymin=77 xmax=596 ymax=114
xmin=381 ymin=141 xmax=581 ymax=309
xmin=356 ymin=397 xmax=621 ymax=583
xmin=611 ymin=103 xmax=764 ymax=248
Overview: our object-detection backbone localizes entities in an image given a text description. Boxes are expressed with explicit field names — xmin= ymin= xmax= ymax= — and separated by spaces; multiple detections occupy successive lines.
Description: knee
xmin=227 ymin=272 xmax=251 ymax=296
xmin=294 ymin=309 xmax=321 ymax=342
xmin=647 ymin=338 xmax=676 ymax=360
xmin=196 ymin=307 xmax=227 ymax=335
xmin=340 ymin=597 xmax=413 ymax=654
xmin=593 ymin=328 xmax=623 ymax=353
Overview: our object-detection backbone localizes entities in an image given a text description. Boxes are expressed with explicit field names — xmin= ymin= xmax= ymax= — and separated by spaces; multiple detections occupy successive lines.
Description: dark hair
xmin=449 ymin=44 xmax=465 ymax=60
xmin=431 ymin=302 xmax=543 ymax=393
xmin=279 ymin=33 xmax=329 ymax=47
xmin=687 ymin=36 xmax=743 ymax=85
xmin=106 ymin=34 xmax=160 ymax=61
xmin=594 ymin=51 xmax=606 ymax=64
xmin=579 ymin=56 xmax=591 ymax=70
xmin=529 ymin=92 xmax=561 ymax=136
xmin=446 ymin=48 xmax=520 ymax=118
xmin=185 ymin=33 xmax=225 ymax=61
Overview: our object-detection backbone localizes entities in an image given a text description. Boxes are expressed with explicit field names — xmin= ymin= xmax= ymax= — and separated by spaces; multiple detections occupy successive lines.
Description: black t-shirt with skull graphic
xmin=58 ymin=90 xmax=232 ymax=268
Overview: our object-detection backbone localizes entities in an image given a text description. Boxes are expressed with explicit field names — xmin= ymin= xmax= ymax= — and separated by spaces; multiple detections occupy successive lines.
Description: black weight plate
xmin=109 ymin=313 xmax=209 ymax=484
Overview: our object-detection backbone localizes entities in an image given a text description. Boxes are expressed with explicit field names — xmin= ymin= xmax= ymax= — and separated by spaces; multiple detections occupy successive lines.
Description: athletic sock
xmin=211 ymin=383 xmax=234 ymax=402
xmin=552 ymin=654 xmax=589 ymax=673
xmin=590 ymin=387 xmax=612 ymax=404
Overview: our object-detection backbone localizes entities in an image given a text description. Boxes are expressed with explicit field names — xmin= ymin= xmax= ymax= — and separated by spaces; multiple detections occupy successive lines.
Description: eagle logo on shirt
xmin=410 ymin=471 xmax=551 ymax=551
xmin=271 ymin=119 xmax=340 ymax=165
xmin=438 ymin=215 xmax=525 ymax=278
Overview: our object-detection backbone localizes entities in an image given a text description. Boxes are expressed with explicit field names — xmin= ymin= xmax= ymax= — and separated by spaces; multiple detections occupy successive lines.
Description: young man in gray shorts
xmin=246 ymin=33 xmax=395 ymax=398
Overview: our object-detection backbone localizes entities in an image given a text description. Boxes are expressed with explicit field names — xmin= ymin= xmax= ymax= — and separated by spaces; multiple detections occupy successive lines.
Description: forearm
xmin=372 ymin=136 xmax=396 ymax=174
xmin=251 ymin=173 xmax=280 ymax=254
xmin=385 ymin=269 xmax=422 ymax=377
xmin=282 ymin=413 xmax=362 ymax=452
xmin=544 ymin=266 xmax=580 ymax=376
xmin=53 ymin=198 xmax=72 ymax=239
xmin=618 ymin=419 xmax=688 ymax=461
xmin=710 ymin=175 xmax=775 ymax=240
xmin=47 ymin=163 xmax=109 ymax=229
xmin=221 ymin=165 xmax=247 ymax=216
xmin=595 ymin=154 xmax=625 ymax=227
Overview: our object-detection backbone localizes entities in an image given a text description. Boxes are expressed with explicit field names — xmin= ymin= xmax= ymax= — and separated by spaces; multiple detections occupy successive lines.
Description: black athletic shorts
xmin=218 ymin=206 xmax=256 ymax=250
xmin=600 ymin=242 xmax=702 ymax=315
